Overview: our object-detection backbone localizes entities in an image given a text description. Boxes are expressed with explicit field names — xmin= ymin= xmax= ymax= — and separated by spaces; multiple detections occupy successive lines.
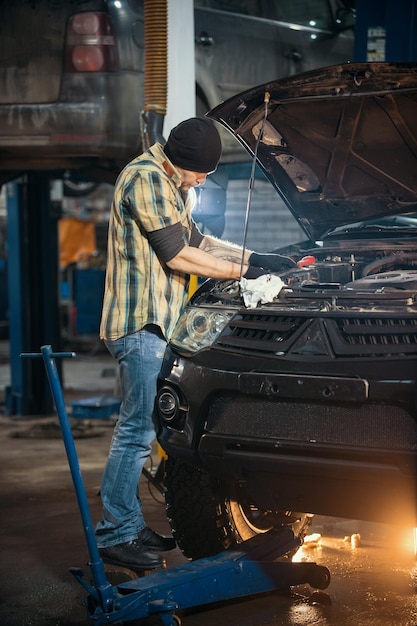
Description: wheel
xmin=308 ymin=566 xmax=331 ymax=591
xmin=63 ymin=179 xmax=99 ymax=197
xmin=159 ymin=612 xmax=181 ymax=626
xmin=308 ymin=589 xmax=332 ymax=605
xmin=63 ymin=171 xmax=99 ymax=197
xmin=164 ymin=457 xmax=312 ymax=561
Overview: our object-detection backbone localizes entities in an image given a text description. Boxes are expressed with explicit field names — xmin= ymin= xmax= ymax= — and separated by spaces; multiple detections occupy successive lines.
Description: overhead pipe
xmin=141 ymin=0 xmax=168 ymax=148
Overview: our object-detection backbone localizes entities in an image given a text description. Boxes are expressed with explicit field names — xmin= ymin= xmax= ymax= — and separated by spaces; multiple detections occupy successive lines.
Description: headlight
xmin=170 ymin=306 xmax=235 ymax=353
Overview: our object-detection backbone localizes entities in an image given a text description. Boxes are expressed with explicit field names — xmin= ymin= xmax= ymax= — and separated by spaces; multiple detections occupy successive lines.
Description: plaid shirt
xmin=100 ymin=143 xmax=196 ymax=341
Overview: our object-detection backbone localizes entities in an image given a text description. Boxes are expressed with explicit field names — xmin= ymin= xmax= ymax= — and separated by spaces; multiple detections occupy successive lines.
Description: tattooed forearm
xmin=199 ymin=236 xmax=251 ymax=263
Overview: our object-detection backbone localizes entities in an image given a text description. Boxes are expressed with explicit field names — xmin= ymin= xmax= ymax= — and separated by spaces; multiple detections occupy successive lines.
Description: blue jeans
xmin=95 ymin=327 xmax=167 ymax=548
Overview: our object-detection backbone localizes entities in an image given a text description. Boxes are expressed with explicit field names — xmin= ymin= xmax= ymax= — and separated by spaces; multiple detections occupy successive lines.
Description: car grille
xmin=217 ymin=312 xmax=305 ymax=352
xmin=216 ymin=312 xmax=417 ymax=357
xmin=206 ymin=392 xmax=417 ymax=450
xmin=330 ymin=317 xmax=417 ymax=354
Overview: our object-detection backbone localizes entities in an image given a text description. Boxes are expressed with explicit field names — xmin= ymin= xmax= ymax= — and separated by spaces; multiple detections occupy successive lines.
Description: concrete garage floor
xmin=0 ymin=342 xmax=416 ymax=626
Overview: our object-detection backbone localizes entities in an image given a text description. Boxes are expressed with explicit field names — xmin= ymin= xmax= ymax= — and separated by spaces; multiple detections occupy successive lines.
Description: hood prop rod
xmin=239 ymin=91 xmax=270 ymax=281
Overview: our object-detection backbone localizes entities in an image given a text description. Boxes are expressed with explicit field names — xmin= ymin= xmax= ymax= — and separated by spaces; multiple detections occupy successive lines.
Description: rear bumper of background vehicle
xmin=0 ymin=72 xmax=142 ymax=170
xmin=156 ymin=352 xmax=417 ymax=525
xmin=0 ymin=101 xmax=132 ymax=168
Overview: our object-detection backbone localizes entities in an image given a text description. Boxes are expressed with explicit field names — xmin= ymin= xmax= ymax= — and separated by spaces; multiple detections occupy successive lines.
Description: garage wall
xmin=222 ymin=178 xmax=305 ymax=252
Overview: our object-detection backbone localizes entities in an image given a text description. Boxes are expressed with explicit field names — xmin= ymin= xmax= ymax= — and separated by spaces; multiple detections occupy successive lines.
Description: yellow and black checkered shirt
xmin=100 ymin=143 xmax=196 ymax=341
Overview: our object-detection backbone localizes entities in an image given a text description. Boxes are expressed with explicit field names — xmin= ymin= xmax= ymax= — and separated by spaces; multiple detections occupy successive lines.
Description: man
xmin=96 ymin=117 xmax=295 ymax=571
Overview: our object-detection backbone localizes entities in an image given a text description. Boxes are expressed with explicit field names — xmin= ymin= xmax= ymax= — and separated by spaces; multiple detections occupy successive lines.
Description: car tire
xmin=63 ymin=171 xmax=99 ymax=197
xmin=164 ymin=456 xmax=312 ymax=561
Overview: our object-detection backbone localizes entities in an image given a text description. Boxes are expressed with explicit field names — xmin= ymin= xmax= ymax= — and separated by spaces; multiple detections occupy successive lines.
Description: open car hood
xmin=207 ymin=62 xmax=417 ymax=241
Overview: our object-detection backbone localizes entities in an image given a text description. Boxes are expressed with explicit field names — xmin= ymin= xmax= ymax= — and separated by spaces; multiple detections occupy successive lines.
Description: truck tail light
xmin=64 ymin=12 xmax=119 ymax=72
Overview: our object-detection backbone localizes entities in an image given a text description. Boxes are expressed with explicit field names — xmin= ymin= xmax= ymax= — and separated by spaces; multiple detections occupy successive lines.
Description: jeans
xmin=95 ymin=327 xmax=167 ymax=548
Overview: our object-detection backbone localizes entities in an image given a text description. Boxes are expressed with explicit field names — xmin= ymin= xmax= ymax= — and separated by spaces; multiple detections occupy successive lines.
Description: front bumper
xmin=156 ymin=349 xmax=417 ymax=524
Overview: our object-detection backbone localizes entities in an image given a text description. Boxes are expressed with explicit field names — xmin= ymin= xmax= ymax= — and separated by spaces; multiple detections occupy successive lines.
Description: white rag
xmin=239 ymin=274 xmax=286 ymax=308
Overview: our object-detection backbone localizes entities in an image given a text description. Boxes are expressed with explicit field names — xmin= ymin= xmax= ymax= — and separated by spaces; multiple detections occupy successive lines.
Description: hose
xmin=142 ymin=0 xmax=168 ymax=148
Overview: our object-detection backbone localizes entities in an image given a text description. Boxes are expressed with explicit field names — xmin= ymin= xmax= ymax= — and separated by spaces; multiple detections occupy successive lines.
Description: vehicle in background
xmin=155 ymin=62 xmax=417 ymax=560
xmin=0 ymin=0 xmax=355 ymax=187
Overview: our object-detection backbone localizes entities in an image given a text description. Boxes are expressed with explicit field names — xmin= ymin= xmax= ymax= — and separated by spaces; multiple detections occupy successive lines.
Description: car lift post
xmin=21 ymin=345 xmax=331 ymax=626
xmin=6 ymin=175 xmax=62 ymax=416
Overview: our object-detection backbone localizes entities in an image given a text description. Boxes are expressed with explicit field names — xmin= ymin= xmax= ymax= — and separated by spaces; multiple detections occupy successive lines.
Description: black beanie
xmin=163 ymin=117 xmax=222 ymax=173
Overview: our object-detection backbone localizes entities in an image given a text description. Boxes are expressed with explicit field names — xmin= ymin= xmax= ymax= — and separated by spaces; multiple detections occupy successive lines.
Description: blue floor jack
xmin=22 ymin=346 xmax=331 ymax=626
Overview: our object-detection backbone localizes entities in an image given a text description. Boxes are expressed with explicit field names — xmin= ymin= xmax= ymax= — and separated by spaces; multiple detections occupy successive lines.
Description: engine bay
xmin=194 ymin=244 xmax=417 ymax=308
xmin=285 ymin=248 xmax=417 ymax=292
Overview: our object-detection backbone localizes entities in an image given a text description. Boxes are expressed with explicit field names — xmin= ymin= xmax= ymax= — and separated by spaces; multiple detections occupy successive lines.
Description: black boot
xmin=99 ymin=538 xmax=165 ymax=571
xmin=138 ymin=526 xmax=176 ymax=552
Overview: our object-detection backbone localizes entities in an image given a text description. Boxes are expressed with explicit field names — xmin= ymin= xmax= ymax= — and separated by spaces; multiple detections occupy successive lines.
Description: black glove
xmin=243 ymin=266 xmax=270 ymax=279
xmin=249 ymin=252 xmax=296 ymax=272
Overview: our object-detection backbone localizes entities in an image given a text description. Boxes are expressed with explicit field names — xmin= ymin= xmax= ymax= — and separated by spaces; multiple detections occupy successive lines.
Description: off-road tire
xmin=164 ymin=457 xmax=312 ymax=561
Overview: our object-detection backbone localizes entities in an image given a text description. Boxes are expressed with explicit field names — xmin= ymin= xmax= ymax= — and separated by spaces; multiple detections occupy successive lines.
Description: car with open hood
xmin=155 ymin=62 xmax=417 ymax=560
